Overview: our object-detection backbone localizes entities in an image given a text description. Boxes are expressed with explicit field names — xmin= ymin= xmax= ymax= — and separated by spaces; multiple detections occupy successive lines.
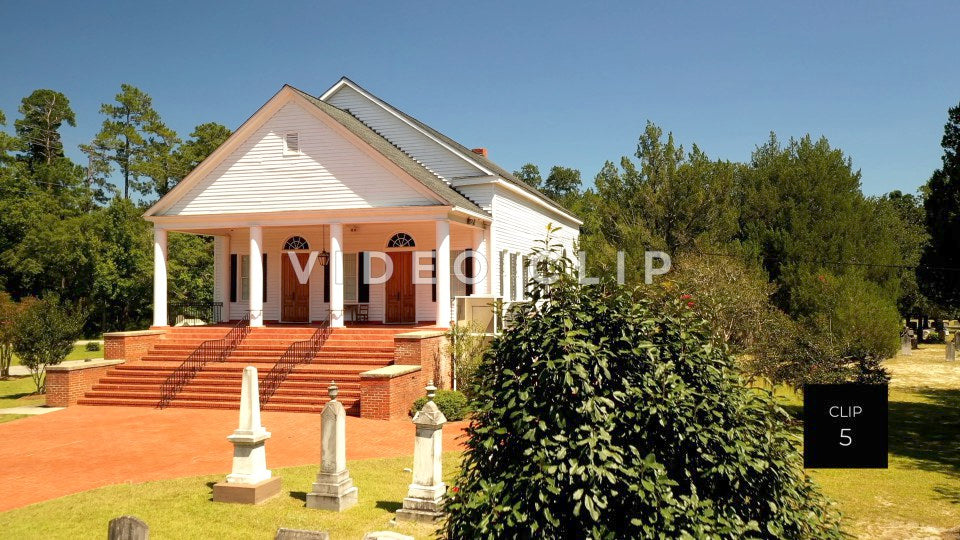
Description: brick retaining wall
xmin=45 ymin=360 xmax=125 ymax=407
xmin=359 ymin=365 xmax=423 ymax=420
xmin=393 ymin=330 xmax=450 ymax=389
xmin=103 ymin=329 xmax=166 ymax=363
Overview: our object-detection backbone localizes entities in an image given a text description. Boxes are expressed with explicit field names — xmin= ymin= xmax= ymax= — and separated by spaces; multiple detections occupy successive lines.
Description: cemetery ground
xmin=0 ymin=347 xmax=955 ymax=538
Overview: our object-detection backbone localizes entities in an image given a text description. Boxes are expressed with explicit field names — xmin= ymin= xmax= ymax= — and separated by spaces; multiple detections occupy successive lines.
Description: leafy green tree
xmin=14 ymin=89 xmax=76 ymax=166
xmin=82 ymin=84 xmax=163 ymax=199
xmin=446 ymin=239 xmax=843 ymax=538
xmin=919 ymin=101 xmax=960 ymax=313
xmin=167 ymin=232 xmax=214 ymax=303
xmin=513 ymin=163 xmax=542 ymax=189
xmin=90 ymin=197 xmax=152 ymax=330
xmin=173 ymin=122 xmax=231 ymax=177
xmin=0 ymin=110 xmax=24 ymax=163
xmin=0 ymin=293 xmax=31 ymax=379
xmin=136 ymin=119 xmax=180 ymax=198
xmin=542 ymin=165 xmax=581 ymax=202
xmin=11 ymin=297 xmax=86 ymax=393
xmin=880 ymin=191 xmax=930 ymax=318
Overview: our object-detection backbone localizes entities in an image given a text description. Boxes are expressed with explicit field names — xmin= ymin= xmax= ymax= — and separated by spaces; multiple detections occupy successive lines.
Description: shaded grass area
xmin=771 ymin=349 xmax=960 ymax=538
xmin=11 ymin=343 xmax=101 ymax=366
xmin=0 ymin=414 xmax=27 ymax=424
xmin=0 ymin=376 xmax=43 ymax=409
xmin=0 ymin=453 xmax=462 ymax=540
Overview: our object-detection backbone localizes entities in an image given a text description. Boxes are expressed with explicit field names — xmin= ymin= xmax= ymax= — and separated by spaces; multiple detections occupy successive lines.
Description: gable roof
xmin=145 ymin=85 xmax=487 ymax=218
xmin=320 ymin=77 xmax=581 ymax=224
xmin=287 ymin=86 xmax=486 ymax=215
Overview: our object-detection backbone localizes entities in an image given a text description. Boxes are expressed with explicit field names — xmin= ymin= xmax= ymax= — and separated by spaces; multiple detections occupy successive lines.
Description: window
xmin=284 ymin=132 xmax=300 ymax=155
xmin=240 ymin=255 xmax=250 ymax=300
xmin=343 ymin=253 xmax=358 ymax=303
xmin=387 ymin=232 xmax=416 ymax=248
xmin=283 ymin=235 xmax=309 ymax=251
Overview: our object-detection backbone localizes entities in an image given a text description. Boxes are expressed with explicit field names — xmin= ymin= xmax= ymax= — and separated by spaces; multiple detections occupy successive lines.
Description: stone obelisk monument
xmin=306 ymin=381 xmax=358 ymax=511
xmin=396 ymin=383 xmax=447 ymax=523
xmin=212 ymin=365 xmax=282 ymax=504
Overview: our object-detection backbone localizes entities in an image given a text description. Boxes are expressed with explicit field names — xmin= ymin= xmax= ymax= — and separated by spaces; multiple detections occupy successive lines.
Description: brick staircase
xmin=77 ymin=326 xmax=409 ymax=414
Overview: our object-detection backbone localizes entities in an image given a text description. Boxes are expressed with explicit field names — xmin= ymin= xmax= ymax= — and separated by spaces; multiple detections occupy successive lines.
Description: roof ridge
xmin=327 ymin=78 xmax=578 ymax=221
xmin=286 ymin=85 xmax=488 ymax=217
xmin=339 ymin=107 xmax=487 ymax=212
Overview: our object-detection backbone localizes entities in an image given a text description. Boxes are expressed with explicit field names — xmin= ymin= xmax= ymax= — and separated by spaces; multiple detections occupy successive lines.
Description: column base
xmin=395 ymin=496 xmax=445 ymax=523
xmin=306 ymin=469 xmax=358 ymax=511
xmin=212 ymin=476 xmax=282 ymax=504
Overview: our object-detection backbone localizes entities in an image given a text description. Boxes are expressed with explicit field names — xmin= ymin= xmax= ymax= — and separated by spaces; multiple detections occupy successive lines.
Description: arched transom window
xmin=283 ymin=236 xmax=310 ymax=251
xmin=387 ymin=232 xmax=416 ymax=248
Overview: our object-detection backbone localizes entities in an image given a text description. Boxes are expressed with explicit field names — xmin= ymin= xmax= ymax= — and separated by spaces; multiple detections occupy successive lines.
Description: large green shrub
xmin=11 ymin=297 xmax=86 ymax=392
xmin=444 ymin=240 xmax=843 ymax=538
xmin=410 ymin=390 xmax=470 ymax=421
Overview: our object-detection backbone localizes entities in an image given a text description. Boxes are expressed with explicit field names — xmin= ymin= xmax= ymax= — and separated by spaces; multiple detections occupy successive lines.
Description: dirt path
xmin=0 ymin=406 xmax=466 ymax=511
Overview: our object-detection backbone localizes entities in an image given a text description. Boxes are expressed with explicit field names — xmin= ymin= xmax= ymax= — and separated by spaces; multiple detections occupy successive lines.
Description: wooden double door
xmin=385 ymin=251 xmax=416 ymax=323
xmin=281 ymin=252 xmax=310 ymax=322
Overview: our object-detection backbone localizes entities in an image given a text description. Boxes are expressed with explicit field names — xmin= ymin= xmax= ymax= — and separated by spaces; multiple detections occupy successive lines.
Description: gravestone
xmin=900 ymin=330 xmax=912 ymax=356
xmin=396 ymin=383 xmax=447 ymax=523
xmin=212 ymin=366 xmax=282 ymax=504
xmin=108 ymin=515 xmax=149 ymax=540
xmin=275 ymin=528 xmax=330 ymax=540
xmin=306 ymin=381 xmax=358 ymax=511
xmin=947 ymin=334 xmax=956 ymax=362
xmin=363 ymin=532 xmax=414 ymax=540
xmin=910 ymin=328 xmax=919 ymax=350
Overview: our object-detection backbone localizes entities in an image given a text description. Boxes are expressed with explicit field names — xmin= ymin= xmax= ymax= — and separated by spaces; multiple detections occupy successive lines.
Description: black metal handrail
xmin=259 ymin=318 xmax=333 ymax=407
xmin=157 ymin=311 xmax=255 ymax=408
xmin=168 ymin=301 xmax=223 ymax=326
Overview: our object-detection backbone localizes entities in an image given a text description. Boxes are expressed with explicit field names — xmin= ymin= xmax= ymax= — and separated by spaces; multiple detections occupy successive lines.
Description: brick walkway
xmin=0 ymin=406 xmax=467 ymax=511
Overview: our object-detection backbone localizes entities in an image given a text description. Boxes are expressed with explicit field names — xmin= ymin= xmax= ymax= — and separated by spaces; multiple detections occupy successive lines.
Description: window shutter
xmin=358 ymin=252 xmax=370 ymax=303
xmin=465 ymin=249 xmax=474 ymax=296
xmin=285 ymin=132 xmax=299 ymax=154
xmin=431 ymin=250 xmax=437 ymax=303
xmin=262 ymin=254 xmax=268 ymax=302
xmin=323 ymin=260 xmax=330 ymax=303
xmin=230 ymin=254 xmax=237 ymax=303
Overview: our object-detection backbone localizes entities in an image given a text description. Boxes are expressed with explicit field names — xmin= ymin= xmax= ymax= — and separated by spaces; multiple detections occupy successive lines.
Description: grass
xmin=771 ymin=344 xmax=960 ymax=539
xmin=0 ymin=375 xmax=43 ymax=409
xmin=11 ymin=343 xmax=102 ymax=366
xmin=0 ymin=414 xmax=27 ymax=424
xmin=0 ymin=453 xmax=462 ymax=540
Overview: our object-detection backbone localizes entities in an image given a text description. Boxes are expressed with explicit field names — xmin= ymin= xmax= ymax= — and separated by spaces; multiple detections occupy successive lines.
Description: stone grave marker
xmin=212 ymin=365 xmax=282 ymax=504
xmin=275 ymin=528 xmax=330 ymax=540
xmin=396 ymin=382 xmax=447 ymax=523
xmin=108 ymin=515 xmax=149 ymax=540
xmin=306 ymin=381 xmax=358 ymax=511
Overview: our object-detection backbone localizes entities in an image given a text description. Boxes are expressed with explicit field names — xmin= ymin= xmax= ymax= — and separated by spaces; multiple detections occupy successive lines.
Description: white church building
xmin=144 ymin=77 xmax=580 ymax=328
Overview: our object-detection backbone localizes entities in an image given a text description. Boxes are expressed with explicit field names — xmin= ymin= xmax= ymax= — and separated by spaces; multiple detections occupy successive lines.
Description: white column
xmin=436 ymin=220 xmax=451 ymax=326
xmin=249 ymin=226 xmax=264 ymax=327
xmin=329 ymin=223 xmax=344 ymax=328
xmin=472 ymin=227 xmax=488 ymax=295
xmin=152 ymin=227 xmax=168 ymax=327
xmin=216 ymin=235 xmax=231 ymax=322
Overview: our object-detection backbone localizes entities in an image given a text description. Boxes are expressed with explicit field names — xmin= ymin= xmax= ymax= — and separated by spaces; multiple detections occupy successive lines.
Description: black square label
xmin=803 ymin=384 xmax=888 ymax=468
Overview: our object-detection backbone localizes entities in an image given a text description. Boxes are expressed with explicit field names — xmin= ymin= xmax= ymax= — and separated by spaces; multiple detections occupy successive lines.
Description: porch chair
xmin=356 ymin=303 xmax=369 ymax=322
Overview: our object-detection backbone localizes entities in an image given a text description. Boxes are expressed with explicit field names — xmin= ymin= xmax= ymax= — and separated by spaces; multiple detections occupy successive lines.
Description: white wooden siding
xmin=455 ymin=183 xmax=494 ymax=213
xmin=163 ymin=102 xmax=437 ymax=216
xmin=490 ymin=184 xmax=579 ymax=300
xmin=325 ymin=86 xmax=484 ymax=182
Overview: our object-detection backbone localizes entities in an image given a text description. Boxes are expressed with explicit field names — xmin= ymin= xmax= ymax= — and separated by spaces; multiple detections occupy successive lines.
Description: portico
xmin=149 ymin=208 xmax=491 ymax=329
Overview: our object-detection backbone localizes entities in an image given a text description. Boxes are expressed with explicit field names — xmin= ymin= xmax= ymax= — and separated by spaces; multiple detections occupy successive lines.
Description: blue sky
xmin=1 ymin=0 xmax=957 ymax=196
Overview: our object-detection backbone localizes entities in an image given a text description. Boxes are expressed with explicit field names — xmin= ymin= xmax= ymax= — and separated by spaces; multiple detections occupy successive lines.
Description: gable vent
xmin=284 ymin=132 xmax=300 ymax=154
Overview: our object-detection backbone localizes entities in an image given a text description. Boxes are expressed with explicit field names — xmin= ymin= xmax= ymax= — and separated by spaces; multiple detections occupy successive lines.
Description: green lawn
xmin=0 ymin=414 xmax=27 ymax=424
xmin=0 ymin=376 xmax=43 ymax=409
xmin=0 ymin=453 xmax=462 ymax=540
xmin=11 ymin=343 xmax=102 ymax=365
xmin=771 ymin=347 xmax=960 ymax=538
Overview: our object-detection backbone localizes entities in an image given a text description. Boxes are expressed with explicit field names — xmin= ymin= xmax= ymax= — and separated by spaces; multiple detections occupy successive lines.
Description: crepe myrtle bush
xmin=443 ymin=233 xmax=844 ymax=539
